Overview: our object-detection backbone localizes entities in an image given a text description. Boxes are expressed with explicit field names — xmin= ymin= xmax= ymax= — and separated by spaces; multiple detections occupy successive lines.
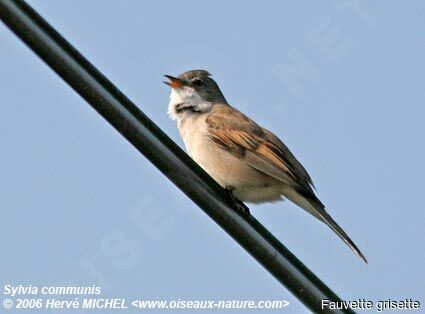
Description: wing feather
xmin=205 ymin=105 xmax=367 ymax=262
xmin=206 ymin=105 xmax=313 ymax=190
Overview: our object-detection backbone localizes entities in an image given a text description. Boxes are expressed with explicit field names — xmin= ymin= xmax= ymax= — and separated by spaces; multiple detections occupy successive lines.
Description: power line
xmin=0 ymin=1 xmax=355 ymax=312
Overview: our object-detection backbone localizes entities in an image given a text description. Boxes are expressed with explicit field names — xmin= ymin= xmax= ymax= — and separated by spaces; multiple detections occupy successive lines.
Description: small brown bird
xmin=165 ymin=69 xmax=367 ymax=263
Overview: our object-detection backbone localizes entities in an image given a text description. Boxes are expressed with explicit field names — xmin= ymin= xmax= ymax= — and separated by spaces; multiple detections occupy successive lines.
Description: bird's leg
xmin=225 ymin=186 xmax=251 ymax=216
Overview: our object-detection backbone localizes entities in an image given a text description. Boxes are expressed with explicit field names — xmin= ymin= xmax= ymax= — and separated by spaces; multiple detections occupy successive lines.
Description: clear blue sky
xmin=1 ymin=1 xmax=424 ymax=313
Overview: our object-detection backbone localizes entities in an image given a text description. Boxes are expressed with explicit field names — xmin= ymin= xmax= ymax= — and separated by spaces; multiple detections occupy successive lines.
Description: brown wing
xmin=205 ymin=105 xmax=314 ymax=190
xmin=206 ymin=105 xmax=367 ymax=263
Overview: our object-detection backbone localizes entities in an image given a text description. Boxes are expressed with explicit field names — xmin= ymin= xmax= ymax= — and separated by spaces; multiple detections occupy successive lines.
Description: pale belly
xmin=179 ymin=118 xmax=283 ymax=203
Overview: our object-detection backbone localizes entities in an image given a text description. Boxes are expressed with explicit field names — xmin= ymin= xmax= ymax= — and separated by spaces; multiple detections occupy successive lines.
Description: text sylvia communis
xmin=165 ymin=69 xmax=367 ymax=263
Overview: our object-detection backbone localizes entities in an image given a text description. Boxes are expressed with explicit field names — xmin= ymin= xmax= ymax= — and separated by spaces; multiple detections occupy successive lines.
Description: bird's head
xmin=164 ymin=70 xmax=227 ymax=120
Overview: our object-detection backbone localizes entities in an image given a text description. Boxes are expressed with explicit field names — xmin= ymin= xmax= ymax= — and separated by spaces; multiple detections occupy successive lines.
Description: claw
xmin=225 ymin=187 xmax=251 ymax=216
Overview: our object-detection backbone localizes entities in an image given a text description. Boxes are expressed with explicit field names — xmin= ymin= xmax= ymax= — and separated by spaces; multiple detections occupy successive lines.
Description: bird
xmin=164 ymin=69 xmax=367 ymax=263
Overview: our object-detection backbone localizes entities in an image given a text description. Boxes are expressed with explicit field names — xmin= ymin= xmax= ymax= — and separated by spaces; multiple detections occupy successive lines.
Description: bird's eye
xmin=192 ymin=78 xmax=204 ymax=87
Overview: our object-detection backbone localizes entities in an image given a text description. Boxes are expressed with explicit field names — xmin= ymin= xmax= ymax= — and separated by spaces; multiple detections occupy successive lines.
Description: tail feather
xmin=313 ymin=202 xmax=368 ymax=264
xmin=283 ymin=187 xmax=367 ymax=263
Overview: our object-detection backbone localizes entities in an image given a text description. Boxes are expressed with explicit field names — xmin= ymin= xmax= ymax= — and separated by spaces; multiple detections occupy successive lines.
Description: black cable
xmin=0 ymin=0 xmax=355 ymax=312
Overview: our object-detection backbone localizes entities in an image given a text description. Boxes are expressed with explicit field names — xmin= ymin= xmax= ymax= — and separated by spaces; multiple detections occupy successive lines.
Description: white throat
xmin=167 ymin=87 xmax=211 ymax=120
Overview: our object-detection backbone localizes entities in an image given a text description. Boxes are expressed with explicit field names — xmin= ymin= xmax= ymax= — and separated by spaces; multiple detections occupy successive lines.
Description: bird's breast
xmin=177 ymin=115 xmax=282 ymax=203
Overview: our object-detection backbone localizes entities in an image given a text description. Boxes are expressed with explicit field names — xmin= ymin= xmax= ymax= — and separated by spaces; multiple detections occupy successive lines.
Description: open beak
xmin=163 ymin=75 xmax=183 ymax=89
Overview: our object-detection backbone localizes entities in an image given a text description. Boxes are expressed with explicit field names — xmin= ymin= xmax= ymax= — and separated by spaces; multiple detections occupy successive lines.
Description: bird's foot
xmin=234 ymin=200 xmax=251 ymax=216
xmin=225 ymin=187 xmax=250 ymax=216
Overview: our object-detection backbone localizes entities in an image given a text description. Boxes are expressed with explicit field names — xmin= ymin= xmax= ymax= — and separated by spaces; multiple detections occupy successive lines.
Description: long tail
xmin=283 ymin=187 xmax=367 ymax=264
xmin=312 ymin=200 xmax=368 ymax=264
